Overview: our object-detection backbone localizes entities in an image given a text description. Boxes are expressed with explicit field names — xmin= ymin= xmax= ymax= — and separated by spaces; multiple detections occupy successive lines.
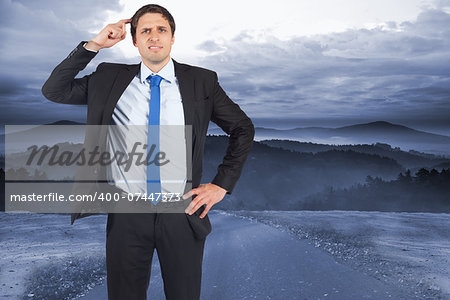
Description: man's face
xmin=133 ymin=13 xmax=174 ymax=68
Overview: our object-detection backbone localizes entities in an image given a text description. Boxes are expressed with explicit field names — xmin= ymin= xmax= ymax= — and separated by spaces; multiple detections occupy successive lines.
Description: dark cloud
xmin=197 ymin=40 xmax=226 ymax=52
xmin=0 ymin=0 xmax=125 ymax=125
xmin=196 ymin=9 xmax=450 ymax=130
xmin=0 ymin=0 xmax=124 ymax=65
xmin=0 ymin=77 xmax=22 ymax=97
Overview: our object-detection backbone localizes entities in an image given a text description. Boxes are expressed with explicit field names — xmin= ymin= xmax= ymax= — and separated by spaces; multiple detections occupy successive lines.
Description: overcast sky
xmin=1 ymin=0 xmax=449 ymax=133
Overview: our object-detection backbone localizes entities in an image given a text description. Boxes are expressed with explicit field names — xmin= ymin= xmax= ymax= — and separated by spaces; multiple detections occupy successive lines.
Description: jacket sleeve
xmin=210 ymin=72 xmax=255 ymax=194
xmin=41 ymin=41 xmax=98 ymax=104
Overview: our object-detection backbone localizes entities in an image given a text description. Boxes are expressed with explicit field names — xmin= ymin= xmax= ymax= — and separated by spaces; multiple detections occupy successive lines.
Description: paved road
xmin=82 ymin=213 xmax=408 ymax=299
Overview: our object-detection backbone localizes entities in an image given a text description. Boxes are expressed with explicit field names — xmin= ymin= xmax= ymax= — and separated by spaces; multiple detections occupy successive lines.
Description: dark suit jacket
xmin=42 ymin=42 xmax=254 ymax=239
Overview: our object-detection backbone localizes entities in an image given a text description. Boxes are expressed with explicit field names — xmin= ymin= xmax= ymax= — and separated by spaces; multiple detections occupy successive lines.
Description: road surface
xmin=81 ymin=213 xmax=408 ymax=299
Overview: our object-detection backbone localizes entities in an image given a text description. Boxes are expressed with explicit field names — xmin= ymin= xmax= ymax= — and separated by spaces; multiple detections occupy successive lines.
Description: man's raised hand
xmin=85 ymin=19 xmax=131 ymax=51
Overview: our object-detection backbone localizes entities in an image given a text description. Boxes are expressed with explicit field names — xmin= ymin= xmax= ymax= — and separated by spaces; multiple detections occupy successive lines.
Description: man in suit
xmin=42 ymin=4 xmax=254 ymax=300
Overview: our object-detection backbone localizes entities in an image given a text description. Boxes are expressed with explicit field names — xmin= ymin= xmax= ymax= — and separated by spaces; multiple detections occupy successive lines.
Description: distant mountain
xmin=209 ymin=121 xmax=450 ymax=156
xmin=200 ymin=136 xmax=449 ymax=212
xmin=202 ymin=136 xmax=403 ymax=210
xmin=46 ymin=120 xmax=85 ymax=125
xmin=334 ymin=121 xmax=450 ymax=143
xmin=260 ymin=140 xmax=450 ymax=169
xmin=337 ymin=121 xmax=418 ymax=133
xmin=1 ymin=120 xmax=85 ymax=140
xmin=1 ymin=121 xmax=87 ymax=155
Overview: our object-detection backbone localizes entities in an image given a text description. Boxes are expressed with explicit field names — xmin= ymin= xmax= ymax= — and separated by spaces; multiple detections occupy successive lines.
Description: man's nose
xmin=149 ymin=34 xmax=159 ymax=41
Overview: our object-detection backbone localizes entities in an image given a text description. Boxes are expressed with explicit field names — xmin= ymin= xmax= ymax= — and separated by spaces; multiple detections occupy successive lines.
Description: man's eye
xmin=159 ymin=28 xmax=166 ymax=32
xmin=142 ymin=29 xmax=149 ymax=33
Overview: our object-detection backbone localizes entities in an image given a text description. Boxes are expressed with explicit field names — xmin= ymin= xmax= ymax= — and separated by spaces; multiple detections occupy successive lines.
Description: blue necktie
xmin=147 ymin=74 xmax=163 ymax=205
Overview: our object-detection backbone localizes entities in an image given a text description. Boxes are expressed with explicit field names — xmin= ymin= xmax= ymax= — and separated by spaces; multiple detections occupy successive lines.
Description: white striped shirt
xmin=106 ymin=59 xmax=187 ymax=196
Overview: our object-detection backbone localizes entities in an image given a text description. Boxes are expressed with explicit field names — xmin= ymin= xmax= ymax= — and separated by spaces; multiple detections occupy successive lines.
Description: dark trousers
xmin=106 ymin=213 xmax=206 ymax=300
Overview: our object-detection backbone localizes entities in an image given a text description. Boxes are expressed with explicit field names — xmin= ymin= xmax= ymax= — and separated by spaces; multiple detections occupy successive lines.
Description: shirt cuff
xmin=83 ymin=42 xmax=98 ymax=53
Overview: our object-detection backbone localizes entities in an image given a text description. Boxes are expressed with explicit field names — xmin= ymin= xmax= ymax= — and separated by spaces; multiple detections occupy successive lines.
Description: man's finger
xmin=182 ymin=188 xmax=199 ymax=200
xmin=184 ymin=196 xmax=198 ymax=211
xmin=185 ymin=195 xmax=205 ymax=214
xmin=111 ymin=27 xmax=126 ymax=40
xmin=182 ymin=191 xmax=191 ymax=200
xmin=185 ymin=196 xmax=201 ymax=213
xmin=119 ymin=18 xmax=132 ymax=24
xmin=199 ymin=204 xmax=211 ymax=218
xmin=191 ymin=194 xmax=209 ymax=214
xmin=108 ymin=29 xmax=119 ymax=39
xmin=188 ymin=200 xmax=205 ymax=215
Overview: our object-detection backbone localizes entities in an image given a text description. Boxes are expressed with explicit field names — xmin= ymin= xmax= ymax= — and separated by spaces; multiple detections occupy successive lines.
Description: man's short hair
xmin=131 ymin=4 xmax=176 ymax=41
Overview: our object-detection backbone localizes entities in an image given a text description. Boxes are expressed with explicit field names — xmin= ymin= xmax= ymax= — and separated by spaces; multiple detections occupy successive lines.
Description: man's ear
xmin=132 ymin=37 xmax=137 ymax=47
xmin=171 ymin=34 xmax=175 ymax=45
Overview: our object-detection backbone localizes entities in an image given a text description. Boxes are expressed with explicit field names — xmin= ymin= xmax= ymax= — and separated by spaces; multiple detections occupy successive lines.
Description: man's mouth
xmin=148 ymin=46 xmax=163 ymax=49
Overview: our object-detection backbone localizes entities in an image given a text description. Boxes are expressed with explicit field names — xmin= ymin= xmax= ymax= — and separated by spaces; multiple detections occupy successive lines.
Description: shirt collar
xmin=139 ymin=58 xmax=175 ymax=84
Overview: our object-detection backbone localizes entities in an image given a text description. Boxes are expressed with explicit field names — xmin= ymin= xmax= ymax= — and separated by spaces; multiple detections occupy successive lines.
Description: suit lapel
xmin=102 ymin=64 xmax=140 ymax=124
xmin=173 ymin=60 xmax=195 ymax=127
xmin=173 ymin=60 xmax=196 ymax=183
